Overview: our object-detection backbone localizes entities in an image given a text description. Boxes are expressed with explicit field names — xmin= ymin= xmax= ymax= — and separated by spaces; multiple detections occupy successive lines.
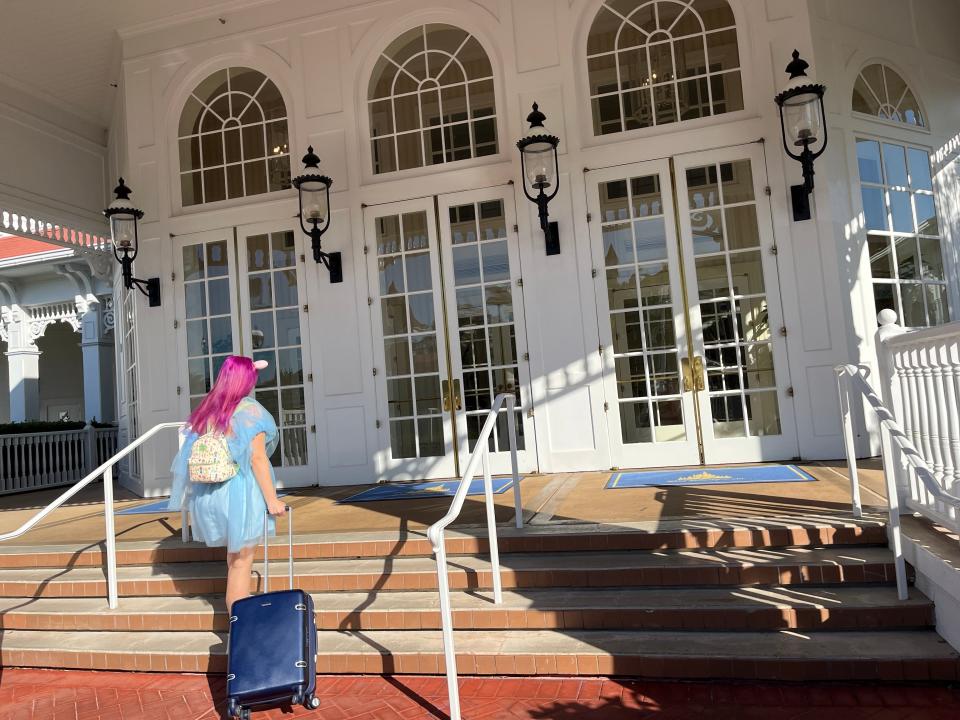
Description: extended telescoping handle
xmin=262 ymin=505 xmax=293 ymax=593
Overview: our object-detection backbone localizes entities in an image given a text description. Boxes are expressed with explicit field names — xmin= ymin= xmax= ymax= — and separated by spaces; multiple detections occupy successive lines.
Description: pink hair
xmin=187 ymin=355 xmax=257 ymax=434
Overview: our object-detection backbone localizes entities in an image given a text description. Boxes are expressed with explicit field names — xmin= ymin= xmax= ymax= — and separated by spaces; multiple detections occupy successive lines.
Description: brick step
xmin=2 ymin=628 xmax=956 ymax=681
xmin=0 ymin=586 xmax=933 ymax=633
xmin=0 ymin=547 xmax=901 ymax=598
xmin=0 ymin=517 xmax=888 ymax=569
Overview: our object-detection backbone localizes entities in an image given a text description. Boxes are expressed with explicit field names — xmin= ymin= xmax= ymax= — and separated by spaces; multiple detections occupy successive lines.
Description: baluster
xmin=920 ymin=345 xmax=945 ymax=490
xmin=947 ymin=340 xmax=960 ymax=508
xmin=898 ymin=350 xmax=919 ymax=508
xmin=1 ymin=438 xmax=8 ymax=493
xmin=931 ymin=342 xmax=954 ymax=519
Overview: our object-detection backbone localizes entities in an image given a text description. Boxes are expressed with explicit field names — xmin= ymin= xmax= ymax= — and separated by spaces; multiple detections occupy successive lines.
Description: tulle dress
xmin=167 ymin=397 xmax=279 ymax=553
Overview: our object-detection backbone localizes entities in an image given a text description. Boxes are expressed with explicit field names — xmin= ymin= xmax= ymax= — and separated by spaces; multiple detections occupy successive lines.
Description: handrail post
xmin=481 ymin=445 xmax=503 ymax=605
xmin=103 ymin=464 xmax=119 ymax=609
xmin=435 ymin=539 xmax=460 ymax=720
xmin=836 ymin=371 xmax=863 ymax=518
xmin=878 ymin=422 xmax=909 ymax=600
xmin=507 ymin=397 xmax=522 ymax=529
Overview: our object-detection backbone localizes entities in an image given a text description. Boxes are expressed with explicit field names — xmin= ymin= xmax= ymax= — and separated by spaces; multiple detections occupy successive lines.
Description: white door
xmin=674 ymin=145 xmax=798 ymax=463
xmin=437 ymin=187 xmax=537 ymax=476
xmin=236 ymin=221 xmax=318 ymax=487
xmin=364 ymin=190 xmax=537 ymax=481
xmin=365 ymin=199 xmax=459 ymax=480
xmin=587 ymin=160 xmax=702 ymax=468
xmin=588 ymin=145 xmax=798 ymax=468
xmin=174 ymin=225 xmax=319 ymax=488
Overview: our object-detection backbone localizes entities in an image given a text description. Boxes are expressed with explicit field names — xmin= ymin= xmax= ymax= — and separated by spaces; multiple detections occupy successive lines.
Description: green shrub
xmin=0 ymin=419 xmax=116 ymax=436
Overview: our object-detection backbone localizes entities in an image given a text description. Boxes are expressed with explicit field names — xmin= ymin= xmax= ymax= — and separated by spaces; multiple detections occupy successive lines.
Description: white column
xmin=4 ymin=306 xmax=40 ymax=421
xmin=80 ymin=301 xmax=116 ymax=423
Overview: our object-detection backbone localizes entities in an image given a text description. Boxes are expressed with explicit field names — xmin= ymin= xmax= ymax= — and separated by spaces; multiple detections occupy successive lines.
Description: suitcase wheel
xmin=305 ymin=694 xmax=320 ymax=710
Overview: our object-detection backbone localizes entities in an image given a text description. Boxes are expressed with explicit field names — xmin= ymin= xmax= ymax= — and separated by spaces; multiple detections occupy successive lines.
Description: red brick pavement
xmin=1 ymin=669 xmax=958 ymax=720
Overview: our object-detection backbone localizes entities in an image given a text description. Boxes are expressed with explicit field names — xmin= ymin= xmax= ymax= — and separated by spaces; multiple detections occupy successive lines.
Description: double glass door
xmin=588 ymin=145 xmax=797 ymax=467
xmin=364 ymin=188 xmax=536 ymax=480
xmin=173 ymin=222 xmax=316 ymax=487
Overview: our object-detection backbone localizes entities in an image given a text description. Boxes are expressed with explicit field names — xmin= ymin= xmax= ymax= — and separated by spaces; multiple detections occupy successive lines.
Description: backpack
xmin=188 ymin=430 xmax=239 ymax=484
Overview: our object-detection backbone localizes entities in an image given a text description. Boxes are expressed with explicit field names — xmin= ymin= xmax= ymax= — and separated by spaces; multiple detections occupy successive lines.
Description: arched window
xmin=852 ymin=63 xmax=925 ymax=127
xmin=178 ymin=67 xmax=291 ymax=207
xmin=368 ymin=24 xmax=498 ymax=174
xmin=586 ymin=0 xmax=743 ymax=136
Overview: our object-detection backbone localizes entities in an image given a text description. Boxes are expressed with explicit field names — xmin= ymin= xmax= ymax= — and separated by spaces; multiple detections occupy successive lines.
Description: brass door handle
xmin=442 ymin=379 xmax=451 ymax=412
xmin=692 ymin=355 xmax=706 ymax=391
xmin=681 ymin=357 xmax=694 ymax=392
xmin=452 ymin=379 xmax=463 ymax=411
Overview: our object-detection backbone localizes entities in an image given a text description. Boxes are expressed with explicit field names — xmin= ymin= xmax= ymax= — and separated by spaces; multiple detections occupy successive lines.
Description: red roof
xmin=0 ymin=235 xmax=63 ymax=261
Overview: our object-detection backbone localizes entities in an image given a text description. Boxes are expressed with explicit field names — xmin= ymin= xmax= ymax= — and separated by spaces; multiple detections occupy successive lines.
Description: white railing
xmin=427 ymin=394 xmax=522 ymax=720
xmin=1 ymin=205 xmax=111 ymax=253
xmin=875 ymin=309 xmax=960 ymax=528
xmin=0 ymin=422 xmax=185 ymax=608
xmin=0 ymin=424 xmax=119 ymax=494
xmin=835 ymin=363 xmax=960 ymax=600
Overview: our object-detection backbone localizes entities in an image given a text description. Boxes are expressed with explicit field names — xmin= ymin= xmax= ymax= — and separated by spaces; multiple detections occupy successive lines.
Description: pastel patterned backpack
xmin=188 ymin=430 xmax=238 ymax=484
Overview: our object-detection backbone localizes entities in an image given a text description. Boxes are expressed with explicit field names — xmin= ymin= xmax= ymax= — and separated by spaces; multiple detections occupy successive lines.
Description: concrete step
xmin=0 ymin=546 xmax=901 ymax=598
xmin=0 ymin=517 xmax=888 ymax=569
xmin=2 ymin=628 xmax=956 ymax=681
xmin=0 ymin=586 xmax=933 ymax=633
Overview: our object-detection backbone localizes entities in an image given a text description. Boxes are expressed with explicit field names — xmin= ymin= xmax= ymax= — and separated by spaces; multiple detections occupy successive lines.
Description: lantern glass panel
xmin=111 ymin=214 xmax=137 ymax=250
xmin=300 ymin=183 xmax=328 ymax=224
xmin=523 ymin=143 xmax=555 ymax=189
xmin=783 ymin=92 xmax=822 ymax=146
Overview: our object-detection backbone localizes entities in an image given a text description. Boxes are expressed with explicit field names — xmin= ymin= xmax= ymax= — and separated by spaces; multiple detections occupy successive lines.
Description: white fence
xmin=0 ymin=425 xmax=119 ymax=494
xmin=876 ymin=309 xmax=960 ymax=531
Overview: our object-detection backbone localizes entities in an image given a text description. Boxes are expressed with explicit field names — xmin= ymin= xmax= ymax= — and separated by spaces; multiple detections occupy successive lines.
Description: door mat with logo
xmin=117 ymin=493 xmax=289 ymax=515
xmin=340 ymin=478 xmax=516 ymax=503
xmin=606 ymin=465 xmax=815 ymax=489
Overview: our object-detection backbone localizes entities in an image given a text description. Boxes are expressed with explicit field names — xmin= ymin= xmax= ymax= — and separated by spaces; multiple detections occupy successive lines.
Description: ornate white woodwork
xmin=1 ymin=205 xmax=111 ymax=256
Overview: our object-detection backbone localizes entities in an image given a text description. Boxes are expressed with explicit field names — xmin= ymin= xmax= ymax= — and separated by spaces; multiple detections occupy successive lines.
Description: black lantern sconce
xmin=517 ymin=103 xmax=561 ymax=255
xmin=292 ymin=146 xmax=342 ymax=283
xmin=103 ymin=178 xmax=161 ymax=307
xmin=774 ymin=50 xmax=827 ymax=222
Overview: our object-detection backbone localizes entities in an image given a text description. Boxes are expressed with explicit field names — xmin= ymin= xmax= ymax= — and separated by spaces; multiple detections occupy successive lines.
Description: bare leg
xmin=226 ymin=546 xmax=255 ymax=612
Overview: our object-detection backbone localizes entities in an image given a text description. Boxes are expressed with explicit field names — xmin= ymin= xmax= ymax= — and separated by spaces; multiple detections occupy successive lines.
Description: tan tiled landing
xmin=0 ymin=546 xmax=899 ymax=598
xmin=0 ymin=586 xmax=934 ymax=633
xmin=2 ymin=628 xmax=957 ymax=681
xmin=0 ymin=460 xmax=886 ymax=547
xmin=0 ymin=514 xmax=888 ymax=568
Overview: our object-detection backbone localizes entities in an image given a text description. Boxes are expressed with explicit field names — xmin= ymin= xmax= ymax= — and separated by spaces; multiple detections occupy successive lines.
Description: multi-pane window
xmin=178 ymin=67 xmax=291 ymax=206
xmin=853 ymin=64 xmax=925 ymax=128
xmin=587 ymin=0 xmax=743 ymax=136
xmin=857 ymin=139 xmax=948 ymax=327
xmin=247 ymin=232 xmax=308 ymax=468
xmin=368 ymin=24 xmax=498 ymax=174
xmin=120 ymin=286 xmax=140 ymax=479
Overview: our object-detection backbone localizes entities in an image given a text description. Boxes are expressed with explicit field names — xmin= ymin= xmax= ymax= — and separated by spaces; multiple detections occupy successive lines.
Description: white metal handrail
xmin=0 ymin=421 xmax=185 ymax=609
xmin=427 ymin=393 xmax=522 ymax=720
xmin=835 ymin=363 xmax=960 ymax=600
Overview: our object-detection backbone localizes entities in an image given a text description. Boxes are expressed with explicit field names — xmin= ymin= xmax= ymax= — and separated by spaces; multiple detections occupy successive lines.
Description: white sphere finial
xmin=877 ymin=308 xmax=898 ymax=326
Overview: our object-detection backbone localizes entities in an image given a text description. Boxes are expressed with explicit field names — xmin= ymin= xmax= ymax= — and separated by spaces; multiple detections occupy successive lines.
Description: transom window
xmin=857 ymin=138 xmax=948 ymax=327
xmin=178 ymin=67 xmax=291 ymax=207
xmin=853 ymin=64 xmax=925 ymax=128
xmin=368 ymin=24 xmax=498 ymax=174
xmin=587 ymin=0 xmax=743 ymax=136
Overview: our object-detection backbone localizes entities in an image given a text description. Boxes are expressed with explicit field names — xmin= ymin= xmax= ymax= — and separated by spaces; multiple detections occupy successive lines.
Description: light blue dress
xmin=167 ymin=397 xmax=279 ymax=553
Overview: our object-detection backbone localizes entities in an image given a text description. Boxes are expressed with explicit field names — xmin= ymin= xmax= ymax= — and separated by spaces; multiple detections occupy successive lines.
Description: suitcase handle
xmin=262 ymin=505 xmax=292 ymax=593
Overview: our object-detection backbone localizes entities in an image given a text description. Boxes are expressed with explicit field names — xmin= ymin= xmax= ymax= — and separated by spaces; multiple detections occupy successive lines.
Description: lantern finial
xmin=785 ymin=50 xmax=809 ymax=80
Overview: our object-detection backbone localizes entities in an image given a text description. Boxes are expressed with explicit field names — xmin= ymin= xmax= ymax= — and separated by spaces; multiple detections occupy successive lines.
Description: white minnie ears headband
xmin=253 ymin=359 xmax=269 ymax=370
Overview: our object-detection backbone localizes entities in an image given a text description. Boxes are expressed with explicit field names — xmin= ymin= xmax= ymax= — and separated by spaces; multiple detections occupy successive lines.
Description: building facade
xmin=92 ymin=0 xmax=960 ymax=496
xmin=0 ymin=235 xmax=116 ymax=424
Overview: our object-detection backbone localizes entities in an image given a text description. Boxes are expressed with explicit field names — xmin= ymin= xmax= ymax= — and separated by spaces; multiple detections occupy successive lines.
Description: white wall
xmin=110 ymin=0 xmax=960 ymax=493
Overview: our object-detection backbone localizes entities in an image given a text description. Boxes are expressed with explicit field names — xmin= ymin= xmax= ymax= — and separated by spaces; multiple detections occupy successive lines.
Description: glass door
xmin=437 ymin=188 xmax=536 ymax=476
xmin=364 ymin=199 xmax=458 ymax=480
xmin=236 ymin=221 xmax=317 ymax=486
xmin=587 ymin=160 xmax=702 ymax=468
xmin=674 ymin=145 xmax=798 ymax=463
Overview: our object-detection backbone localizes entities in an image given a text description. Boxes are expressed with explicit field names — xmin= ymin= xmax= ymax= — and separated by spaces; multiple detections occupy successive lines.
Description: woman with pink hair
xmin=167 ymin=355 xmax=287 ymax=610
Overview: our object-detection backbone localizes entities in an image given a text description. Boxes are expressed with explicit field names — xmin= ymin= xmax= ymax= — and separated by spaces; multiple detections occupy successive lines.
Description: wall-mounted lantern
xmin=103 ymin=178 xmax=161 ymax=307
xmin=774 ymin=50 xmax=827 ymax=222
xmin=517 ymin=103 xmax=561 ymax=255
xmin=292 ymin=146 xmax=342 ymax=283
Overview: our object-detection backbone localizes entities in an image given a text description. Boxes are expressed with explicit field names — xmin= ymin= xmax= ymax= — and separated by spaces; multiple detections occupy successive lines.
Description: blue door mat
xmin=607 ymin=465 xmax=815 ymax=489
xmin=340 ymin=478 xmax=516 ymax=504
xmin=117 ymin=492 xmax=288 ymax=515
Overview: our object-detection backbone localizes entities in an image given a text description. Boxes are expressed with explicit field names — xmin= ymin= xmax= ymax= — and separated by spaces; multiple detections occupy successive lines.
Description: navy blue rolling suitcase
xmin=226 ymin=507 xmax=319 ymax=719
